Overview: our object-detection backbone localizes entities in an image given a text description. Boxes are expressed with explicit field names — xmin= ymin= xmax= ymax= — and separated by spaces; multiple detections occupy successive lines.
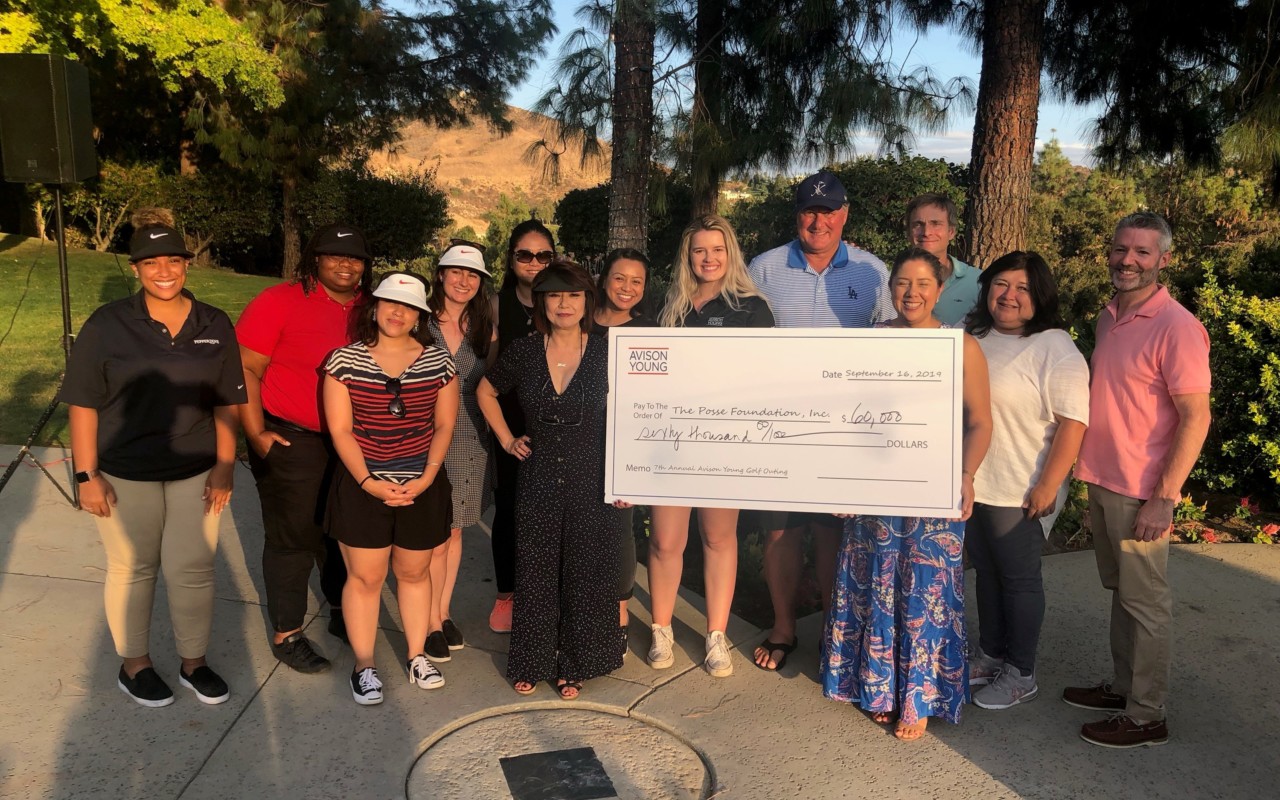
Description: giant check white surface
xmin=605 ymin=328 xmax=964 ymax=517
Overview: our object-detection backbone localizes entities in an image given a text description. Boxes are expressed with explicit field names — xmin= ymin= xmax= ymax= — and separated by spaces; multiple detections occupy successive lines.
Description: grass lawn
xmin=0 ymin=234 xmax=278 ymax=446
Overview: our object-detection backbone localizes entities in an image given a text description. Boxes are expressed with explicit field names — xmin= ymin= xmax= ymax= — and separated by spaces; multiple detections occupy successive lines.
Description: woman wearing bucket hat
xmin=477 ymin=260 xmax=628 ymax=699
xmin=422 ymin=243 xmax=497 ymax=660
xmin=236 ymin=224 xmax=374 ymax=675
xmin=61 ymin=218 xmax=246 ymax=708
xmin=322 ymin=272 xmax=459 ymax=705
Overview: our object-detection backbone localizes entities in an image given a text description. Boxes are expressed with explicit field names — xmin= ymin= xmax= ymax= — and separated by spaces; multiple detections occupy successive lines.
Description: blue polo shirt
xmin=935 ymin=256 xmax=981 ymax=326
xmin=747 ymin=241 xmax=892 ymax=328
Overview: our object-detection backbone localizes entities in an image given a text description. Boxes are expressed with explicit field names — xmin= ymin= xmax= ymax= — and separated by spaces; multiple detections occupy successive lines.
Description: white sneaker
xmin=704 ymin=630 xmax=733 ymax=678
xmin=407 ymin=654 xmax=445 ymax=690
xmin=648 ymin=623 xmax=675 ymax=669
xmin=351 ymin=667 xmax=384 ymax=705
xmin=969 ymin=644 xmax=1004 ymax=687
xmin=974 ymin=666 xmax=1039 ymax=710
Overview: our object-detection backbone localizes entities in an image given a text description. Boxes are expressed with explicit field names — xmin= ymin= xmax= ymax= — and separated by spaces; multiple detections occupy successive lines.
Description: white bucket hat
xmin=438 ymin=244 xmax=490 ymax=278
xmin=372 ymin=273 xmax=429 ymax=312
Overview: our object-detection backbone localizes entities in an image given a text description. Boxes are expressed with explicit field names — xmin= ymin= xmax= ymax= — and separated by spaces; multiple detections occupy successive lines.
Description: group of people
xmin=64 ymin=169 xmax=1210 ymax=750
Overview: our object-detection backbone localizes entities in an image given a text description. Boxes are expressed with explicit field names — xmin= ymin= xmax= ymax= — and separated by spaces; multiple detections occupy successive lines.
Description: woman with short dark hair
xmin=822 ymin=247 xmax=992 ymax=741
xmin=477 ymin=260 xmax=627 ymax=699
xmin=962 ymin=251 xmax=1089 ymax=710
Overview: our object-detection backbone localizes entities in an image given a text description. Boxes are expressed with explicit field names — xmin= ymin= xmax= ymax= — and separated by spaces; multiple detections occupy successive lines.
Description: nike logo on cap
xmin=336 ymin=232 xmax=353 ymax=238
xmin=397 ymin=278 xmax=416 ymax=285
xmin=149 ymin=232 xmax=169 ymax=239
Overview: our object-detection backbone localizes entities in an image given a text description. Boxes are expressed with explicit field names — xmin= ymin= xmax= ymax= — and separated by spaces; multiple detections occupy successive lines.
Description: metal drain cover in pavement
xmin=407 ymin=708 xmax=710 ymax=800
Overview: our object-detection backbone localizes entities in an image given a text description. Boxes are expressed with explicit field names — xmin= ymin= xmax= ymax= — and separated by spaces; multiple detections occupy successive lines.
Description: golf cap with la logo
xmin=129 ymin=224 xmax=194 ymax=262
xmin=794 ymin=170 xmax=848 ymax=212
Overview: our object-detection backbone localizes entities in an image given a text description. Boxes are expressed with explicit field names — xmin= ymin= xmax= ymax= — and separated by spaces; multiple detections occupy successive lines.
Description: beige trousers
xmin=94 ymin=470 xmax=220 ymax=659
xmin=1087 ymin=483 xmax=1172 ymax=722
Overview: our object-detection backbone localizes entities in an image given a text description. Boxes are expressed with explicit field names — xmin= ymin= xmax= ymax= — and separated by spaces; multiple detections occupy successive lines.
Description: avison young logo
xmin=628 ymin=347 xmax=669 ymax=375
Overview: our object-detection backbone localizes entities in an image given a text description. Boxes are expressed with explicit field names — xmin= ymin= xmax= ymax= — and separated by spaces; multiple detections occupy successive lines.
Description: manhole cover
xmin=407 ymin=707 xmax=711 ymax=799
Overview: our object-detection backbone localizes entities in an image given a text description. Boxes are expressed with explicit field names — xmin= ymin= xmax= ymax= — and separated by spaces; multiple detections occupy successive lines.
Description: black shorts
xmin=752 ymin=509 xmax=844 ymax=533
xmin=325 ymin=464 xmax=452 ymax=551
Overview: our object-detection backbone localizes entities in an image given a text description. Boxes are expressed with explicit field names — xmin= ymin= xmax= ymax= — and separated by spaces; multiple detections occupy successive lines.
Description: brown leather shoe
xmin=1080 ymin=714 xmax=1169 ymax=748
xmin=1062 ymin=682 xmax=1126 ymax=711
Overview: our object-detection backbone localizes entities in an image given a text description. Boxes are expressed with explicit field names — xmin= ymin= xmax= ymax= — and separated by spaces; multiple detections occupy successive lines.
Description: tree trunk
xmin=607 ymin=0 xmax=655 ymax=252
xmin=690 ymin=0 xmax=725 ymax=218
xmin=179 ymin=138 xmax=199 ymax=177
xmin=963 ymin=0 xmax=1046 ymax=268
xmin=281 ymin=173 xmax=302 ymax=278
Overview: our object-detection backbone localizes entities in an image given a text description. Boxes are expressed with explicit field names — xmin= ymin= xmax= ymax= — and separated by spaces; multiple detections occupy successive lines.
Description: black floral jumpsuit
xmin=486 ymin=333 xmax=627 ymax=684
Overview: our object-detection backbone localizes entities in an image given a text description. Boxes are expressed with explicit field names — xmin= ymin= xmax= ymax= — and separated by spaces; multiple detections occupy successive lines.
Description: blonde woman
xmin=647 ymin=215 xmax=773 ymax=678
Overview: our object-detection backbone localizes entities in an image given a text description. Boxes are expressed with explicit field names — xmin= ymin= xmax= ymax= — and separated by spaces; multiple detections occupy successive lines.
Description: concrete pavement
xmin=1 ymin=445 xmax=1278 ymax=799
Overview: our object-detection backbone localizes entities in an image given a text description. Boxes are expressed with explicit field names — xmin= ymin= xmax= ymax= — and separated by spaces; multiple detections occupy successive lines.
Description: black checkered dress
xmin=430 ymin=317 xmax=494 ymax=528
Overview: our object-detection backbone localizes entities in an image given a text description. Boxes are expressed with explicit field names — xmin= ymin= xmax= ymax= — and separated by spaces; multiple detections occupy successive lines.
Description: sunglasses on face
xmin=385 ymin=378 xmax=406 ymax=418
xmin=514 ymin=249 xmax=555 ymax=265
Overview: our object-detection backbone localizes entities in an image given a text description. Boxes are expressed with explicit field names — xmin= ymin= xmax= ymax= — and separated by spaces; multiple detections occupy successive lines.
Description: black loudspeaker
xmin=0 ymin=54 xmax=97 ymax=185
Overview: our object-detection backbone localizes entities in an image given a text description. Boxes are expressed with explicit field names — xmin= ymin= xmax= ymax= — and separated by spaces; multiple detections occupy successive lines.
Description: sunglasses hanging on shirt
xmin=385 ymin=377 xmax=406 ymax=418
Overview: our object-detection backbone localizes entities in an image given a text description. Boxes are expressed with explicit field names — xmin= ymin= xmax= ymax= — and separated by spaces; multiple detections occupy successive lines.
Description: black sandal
xmin=556 ymin=679 xmax=583 ymax=700
xmin=753 ymin=637 xmax=798 ymax=671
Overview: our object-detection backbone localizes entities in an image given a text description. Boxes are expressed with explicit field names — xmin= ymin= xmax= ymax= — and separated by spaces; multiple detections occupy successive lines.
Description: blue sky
xmin=508 ymin=2 xmax=1101 ymax=168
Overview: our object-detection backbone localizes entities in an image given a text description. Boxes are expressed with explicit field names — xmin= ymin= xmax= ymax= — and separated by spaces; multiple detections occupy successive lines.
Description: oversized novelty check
xmin=604 ymin=328 xmax=964 ymax=517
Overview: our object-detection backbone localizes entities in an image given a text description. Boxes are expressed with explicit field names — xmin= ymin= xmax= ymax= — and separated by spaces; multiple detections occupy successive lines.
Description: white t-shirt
xmin=973 ymin=329 xmax=1090 ymax=523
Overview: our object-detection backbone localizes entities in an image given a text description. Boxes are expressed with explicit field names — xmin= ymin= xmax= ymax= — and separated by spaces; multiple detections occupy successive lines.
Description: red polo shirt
xmin=236 ymin=281 xmax=360 ymax=432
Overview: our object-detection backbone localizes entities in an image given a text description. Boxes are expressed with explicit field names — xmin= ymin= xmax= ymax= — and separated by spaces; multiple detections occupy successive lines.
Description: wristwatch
xmin=74 ymin=469 xmax=100 ymax=483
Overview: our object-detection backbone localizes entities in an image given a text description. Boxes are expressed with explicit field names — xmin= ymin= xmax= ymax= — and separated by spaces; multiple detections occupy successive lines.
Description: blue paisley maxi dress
xmin=821 ymin=515 xmax=969 ymax=724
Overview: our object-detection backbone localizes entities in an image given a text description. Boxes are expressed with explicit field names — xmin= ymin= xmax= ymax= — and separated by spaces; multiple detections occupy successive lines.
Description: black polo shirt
xmin=677 ymin=294 xmax=774 ymax=328
xmin=59 ymin=290 xmax=247 ymax=482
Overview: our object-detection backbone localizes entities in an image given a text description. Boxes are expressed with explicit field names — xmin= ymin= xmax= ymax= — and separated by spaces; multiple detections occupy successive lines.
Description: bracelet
xmin=358 ymin=475 xmax=373 ymax=487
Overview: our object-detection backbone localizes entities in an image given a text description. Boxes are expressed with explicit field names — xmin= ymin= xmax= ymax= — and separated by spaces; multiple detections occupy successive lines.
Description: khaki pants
xmin=1087 ymin=483 xmax=1172 ymax=722
xmin=94 ymin=470 xmax=220 ymax=659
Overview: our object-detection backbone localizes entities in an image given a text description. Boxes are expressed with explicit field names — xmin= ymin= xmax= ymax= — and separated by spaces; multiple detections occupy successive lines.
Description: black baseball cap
xmin=310 ymin=224 xmax=370 ymax=260
xmin=129 ymin=225 xmax=194 ymax=262
xmin=794 ymin=170 xmax=848 ymax=212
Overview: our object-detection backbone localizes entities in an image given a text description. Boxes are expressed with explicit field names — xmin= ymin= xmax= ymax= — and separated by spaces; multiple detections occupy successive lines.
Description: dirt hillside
xmin=367 ymin=106 xmax=610 ymax=234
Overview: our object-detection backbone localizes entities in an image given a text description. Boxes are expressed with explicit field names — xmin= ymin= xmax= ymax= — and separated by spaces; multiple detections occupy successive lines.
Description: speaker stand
xmin=0 ymin=185 xmax=79 ymax=506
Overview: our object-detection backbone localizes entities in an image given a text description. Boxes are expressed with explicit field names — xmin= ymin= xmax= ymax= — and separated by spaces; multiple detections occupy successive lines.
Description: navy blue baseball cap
xmin=794 ymin=170 xmax=848 ymax=212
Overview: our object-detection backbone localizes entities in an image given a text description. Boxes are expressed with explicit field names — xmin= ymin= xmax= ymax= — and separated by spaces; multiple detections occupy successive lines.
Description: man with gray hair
xmin=1064 ymin=211 xmax=1211 ymax=748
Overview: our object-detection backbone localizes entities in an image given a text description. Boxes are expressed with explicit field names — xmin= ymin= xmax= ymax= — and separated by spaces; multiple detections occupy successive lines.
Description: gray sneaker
xmin=974 ymin=666 xmax=1039 ymax=710
xmin=969 ymin=644 xmax=1004 ymax=686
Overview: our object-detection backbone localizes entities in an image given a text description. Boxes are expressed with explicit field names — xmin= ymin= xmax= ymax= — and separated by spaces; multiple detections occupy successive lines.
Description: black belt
xmin=263 ymin=412 xmax=321 ymax=436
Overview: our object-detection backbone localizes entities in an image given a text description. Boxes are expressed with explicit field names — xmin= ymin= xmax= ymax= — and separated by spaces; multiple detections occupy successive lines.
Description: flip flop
xmin=753 ymin=637 xmax=798 ymax=671
xmin=556 ymin=680 xmax=582 ymax=700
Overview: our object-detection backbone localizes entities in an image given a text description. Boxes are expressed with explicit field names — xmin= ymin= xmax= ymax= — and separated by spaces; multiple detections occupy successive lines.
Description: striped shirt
xmin=324 ymin=342 xmax=456 ymax=483
xmin=747 ymin=241 xmax=893 ymax=328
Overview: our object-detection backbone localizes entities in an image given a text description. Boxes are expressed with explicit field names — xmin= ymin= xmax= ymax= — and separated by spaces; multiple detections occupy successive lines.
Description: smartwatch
xmin=74 ymin=469 xmax=100 ymax=484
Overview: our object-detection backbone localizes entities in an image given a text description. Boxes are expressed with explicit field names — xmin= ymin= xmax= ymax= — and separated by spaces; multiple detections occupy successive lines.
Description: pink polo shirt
xmin=236 ymin=281 xmax=360 ymax=432
xmin=1075 ymin=285 xmax=1210 ymax=500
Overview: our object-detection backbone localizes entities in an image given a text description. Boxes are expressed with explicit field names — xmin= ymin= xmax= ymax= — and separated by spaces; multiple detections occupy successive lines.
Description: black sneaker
xmin=424 ymin=630 xmax=451 ymax=663
xmin=328 ymin=608 xmax=349 ymax=645
xmin=442 ymin=618 xmax=464 ymax=650
xmin=179 ymin=665 xmax=230 ymax=705
xmin=271 ymin=632 xmax=331 ymax=674
xmin=117 ymin=666 xmax=174 ymax=708
xmin=351 ymin=667 xmax=384 ymax=705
